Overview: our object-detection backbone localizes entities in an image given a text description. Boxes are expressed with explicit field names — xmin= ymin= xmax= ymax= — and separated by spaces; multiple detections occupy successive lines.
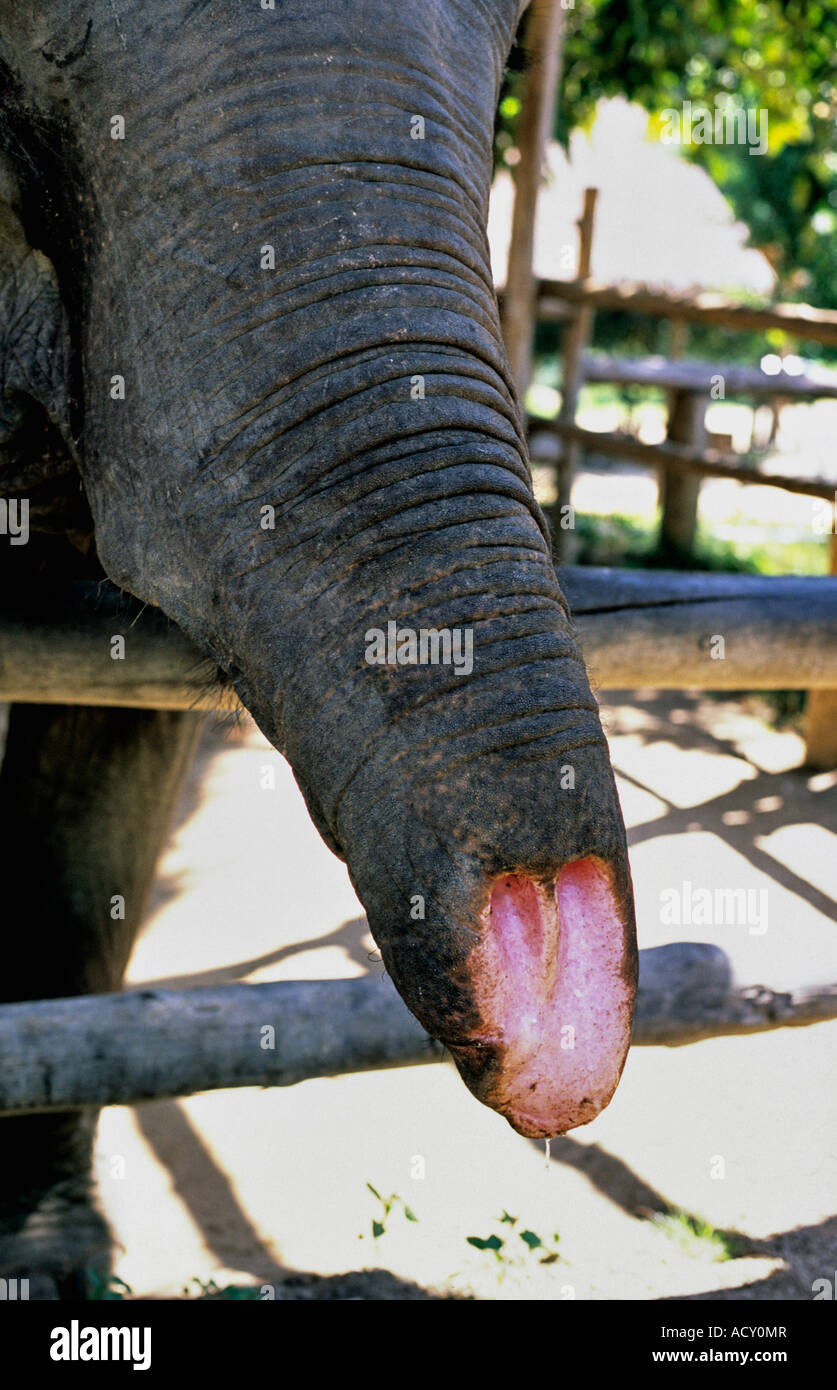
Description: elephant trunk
xmin=27 ymin=0 xmax=636 ymax=1136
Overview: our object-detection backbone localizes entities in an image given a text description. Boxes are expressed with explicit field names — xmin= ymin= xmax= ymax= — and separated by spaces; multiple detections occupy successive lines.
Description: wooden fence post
xmin=804 ymin=526 xmax=837 ymax=769
xmin=551 ymin=186 xmax=599 ymax=561
xmin=500 ymin=0 xmax=567 ymax=402
xmin=660 ymin=387 xmax=707 ymax=558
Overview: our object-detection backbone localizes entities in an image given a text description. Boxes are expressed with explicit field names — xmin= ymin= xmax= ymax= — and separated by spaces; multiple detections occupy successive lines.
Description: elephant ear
xmin=0 ymin=159 xmax=86 ymax=536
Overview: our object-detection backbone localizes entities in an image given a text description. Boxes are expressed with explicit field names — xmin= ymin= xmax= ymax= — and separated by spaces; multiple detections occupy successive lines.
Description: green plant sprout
xmin=85 ymin=1268 xmax=133 ymax=1300
xmin=465 ymin=1210 xmax=561 ymax=1284
xmin=183 ymin=1277 xmax=264 ymax=1300
xmin=651 ymin=1209 xmax=747 ymax=1261
xmin=361 ymin=1182 xmax=420 ymax=1242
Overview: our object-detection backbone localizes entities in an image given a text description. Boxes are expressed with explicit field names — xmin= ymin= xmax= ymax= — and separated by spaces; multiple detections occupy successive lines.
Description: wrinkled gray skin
xmin=0 ymin=0 xmax=636 ymax=1296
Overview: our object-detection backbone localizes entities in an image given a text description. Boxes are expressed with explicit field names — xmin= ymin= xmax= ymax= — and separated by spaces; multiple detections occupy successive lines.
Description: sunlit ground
xmin=95 ymin=664 xmax=837 ymax=1299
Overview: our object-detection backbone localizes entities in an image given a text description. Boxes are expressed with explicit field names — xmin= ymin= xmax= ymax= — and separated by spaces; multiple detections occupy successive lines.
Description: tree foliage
xmin=497 ymin=0 xmax=837 ymax=307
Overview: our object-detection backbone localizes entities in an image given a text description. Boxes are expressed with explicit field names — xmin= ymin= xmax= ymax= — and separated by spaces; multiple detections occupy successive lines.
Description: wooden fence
xmin=1 ymin=945 xmax=835 ymax=1116
xmin=3 ymin=571 xmax=837 ymax=710
xmin=526 ymin=262 xmax=837 ymax=766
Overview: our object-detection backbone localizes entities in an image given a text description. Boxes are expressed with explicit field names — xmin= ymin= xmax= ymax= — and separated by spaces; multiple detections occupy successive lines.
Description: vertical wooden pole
xmin=803 ymin=527 xmax=837 ymax=769
xmin=551 ymin=186 xmax=598 ymax=560
xmin=660 ymin=385 xmax=706 ymax=559
xmin=658 ymin=317 xmax=701 ymax=558
xmin=500 ymin=0 xmax=567 ymax=403
xmin=666 ymin=318 xmax=689 ymax=406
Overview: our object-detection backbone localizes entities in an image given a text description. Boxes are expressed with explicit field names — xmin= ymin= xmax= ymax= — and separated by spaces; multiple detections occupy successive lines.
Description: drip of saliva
xmin=544 ymin=1137 xmax=551 ymax=1168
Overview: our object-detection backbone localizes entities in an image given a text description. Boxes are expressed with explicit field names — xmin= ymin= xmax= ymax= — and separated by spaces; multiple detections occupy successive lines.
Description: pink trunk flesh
xmin=472 ymin=859 xmax=633 ymax=1137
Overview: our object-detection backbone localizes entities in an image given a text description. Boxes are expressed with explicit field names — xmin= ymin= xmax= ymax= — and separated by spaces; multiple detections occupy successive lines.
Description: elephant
xmin=0 ymin=0 xmax=637 ymax=1297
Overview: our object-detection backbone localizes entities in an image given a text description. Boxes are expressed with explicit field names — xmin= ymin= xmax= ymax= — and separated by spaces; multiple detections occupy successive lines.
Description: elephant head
xmin=0 ymin=0 xmax=636 ymax=1138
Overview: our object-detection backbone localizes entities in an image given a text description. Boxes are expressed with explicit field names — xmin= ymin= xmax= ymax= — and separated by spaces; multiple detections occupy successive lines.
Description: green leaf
xmin=85 ymin=1267 xmax=134 ymax=1301
xmin=500 ymin=1210 xmax=518 ymax=1225
xmin=520 ymin=1230 xmax=543 ymax=1249
xmin=466 ymin=1234 xmax=504 ymax=1251
xmin=366 ymin=1182 xmax=382 ymax=1202
xmin=540 ymin=1253 xmax=561 ymax=1265
xmin=372 ymin=1220 xmax=385 ymax=1239
xmin=404 ymin=1206 xmax=419 ymax=1222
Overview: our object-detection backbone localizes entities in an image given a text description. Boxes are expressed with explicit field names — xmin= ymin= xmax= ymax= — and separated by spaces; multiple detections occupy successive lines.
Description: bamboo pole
xmin=656 ymin=319 xmax=700 ymax=556
xmin=660 ymin=387 xmax=706 ymax=557
xmin=541 ymin=419 xmax=835 ymax=499
xmin=551 ymin=187 xmax=599 ymax=562
xmin=578 ymin=352 xmax=837 ymax=399
xmin=500 ymin=0 xmax=567 ymax=400
xmin=803 ymin=528 xmax=837 ymax=769
xmin=538 ymin=278 xmax=837 ymax=345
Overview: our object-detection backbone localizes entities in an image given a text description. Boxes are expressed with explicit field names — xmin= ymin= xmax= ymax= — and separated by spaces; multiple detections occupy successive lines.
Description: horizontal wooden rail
xmin=0 ymin=946 xmax=833 ymax=1115
xmin=533 ymin=418 xmax=836 ymax=501
xmin=538 ymin=279 xmax=837 ymax=346
xmin=0 ymin=586 xmax=220 ymax=711
xmin=1 ymin=571 xmax=836 ymax=707
xmin=579 ymin=352 xmax=837 ymax=400
xmin=560 ymin=567 xmax=837 ymax=689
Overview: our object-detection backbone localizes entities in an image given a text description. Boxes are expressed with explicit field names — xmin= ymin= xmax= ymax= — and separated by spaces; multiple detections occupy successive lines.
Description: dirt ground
xmin=91 ymin=679 xmax=837 ymax=1302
